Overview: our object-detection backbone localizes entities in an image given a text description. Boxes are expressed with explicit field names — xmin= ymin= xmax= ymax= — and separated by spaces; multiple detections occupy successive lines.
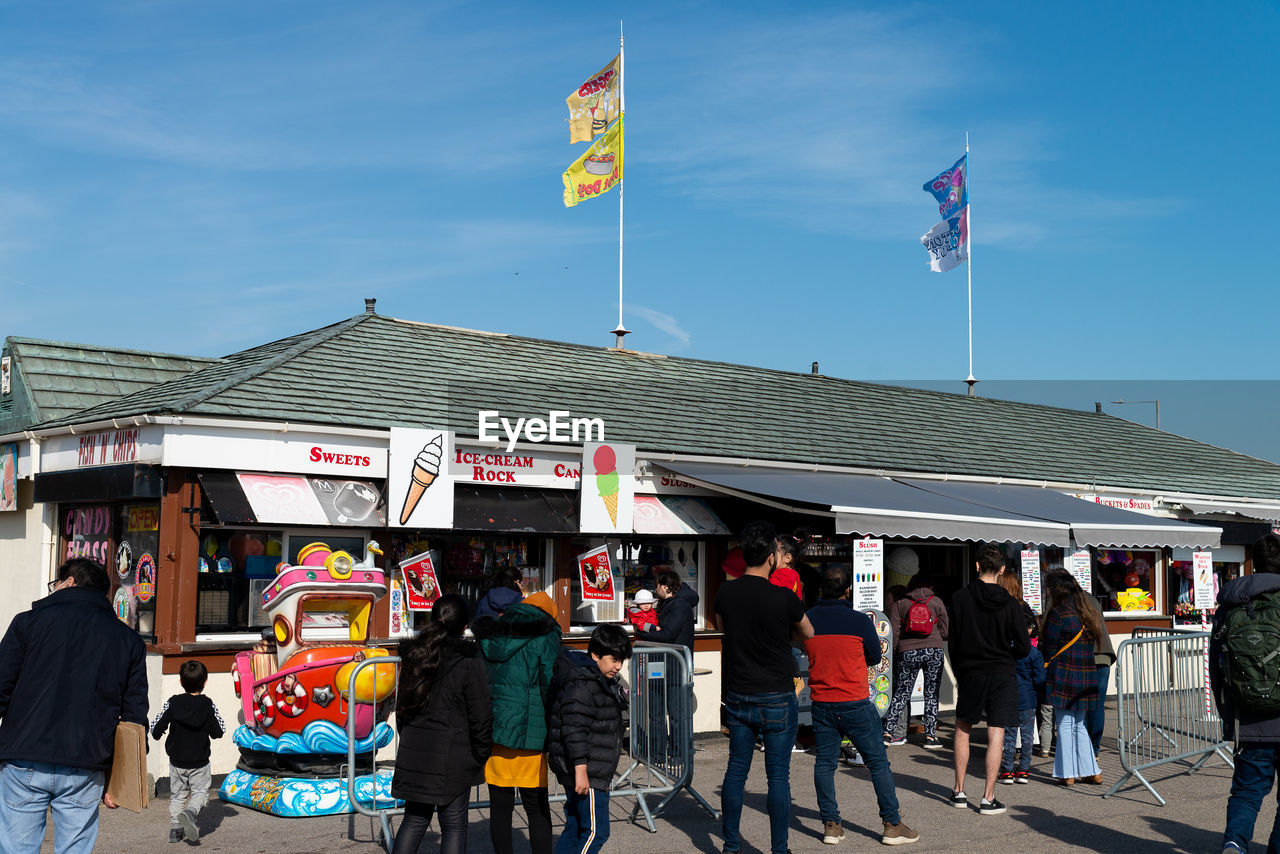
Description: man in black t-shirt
xmin=715 ymin=521 xmax=814 ymax=854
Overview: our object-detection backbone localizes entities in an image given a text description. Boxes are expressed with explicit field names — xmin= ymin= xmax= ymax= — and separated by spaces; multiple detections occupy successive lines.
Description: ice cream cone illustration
xmin=592 ymin=445 xmax=619 ymax=528
xmin=400 ymin=435 xmax=442 ymax=525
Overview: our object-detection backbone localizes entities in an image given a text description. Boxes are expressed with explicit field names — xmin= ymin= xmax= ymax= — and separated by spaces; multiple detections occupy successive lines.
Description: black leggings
xmin=392 ymin=791 xmax=470 ymax=854
xmin=488 ymin=785 xmax=553 ymax=854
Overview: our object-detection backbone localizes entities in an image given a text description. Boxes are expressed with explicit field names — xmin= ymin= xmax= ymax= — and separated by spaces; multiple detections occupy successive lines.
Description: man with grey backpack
xmin=1211 ymin=533 xmax=1280 ymax=854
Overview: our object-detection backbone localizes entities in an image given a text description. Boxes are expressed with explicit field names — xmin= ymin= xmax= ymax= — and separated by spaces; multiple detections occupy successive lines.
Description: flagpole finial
xmin=966 ymin=375 xmax=978 ymax=396
xmin=611 ymin=324 xmax=631 ymax=349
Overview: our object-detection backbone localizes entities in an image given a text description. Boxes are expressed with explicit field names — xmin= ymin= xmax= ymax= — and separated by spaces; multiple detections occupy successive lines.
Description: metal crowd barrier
xmin=345 ymin=655 xmax=402 ymax=852
xmin=1102 ymin=631 xmax=1234 ymax=806
xmin=345 ymin=640 xmax=718 ymax=850
xmin=613 ymin=641 xmax=720 ymax=831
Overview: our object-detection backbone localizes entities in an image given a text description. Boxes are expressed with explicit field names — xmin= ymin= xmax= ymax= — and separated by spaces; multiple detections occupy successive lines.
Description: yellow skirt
xmin=485 ymin=746 xmax=548 ymax=789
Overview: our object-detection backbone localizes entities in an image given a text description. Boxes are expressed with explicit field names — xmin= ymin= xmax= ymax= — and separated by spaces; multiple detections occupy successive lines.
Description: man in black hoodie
xmin=0 ymin=557 xmax=148 ymax=852
xmin=1212 ymin=533 xmax=1280 ymax=853
xmin=947 ymin=545 xmax=1029 ymax=816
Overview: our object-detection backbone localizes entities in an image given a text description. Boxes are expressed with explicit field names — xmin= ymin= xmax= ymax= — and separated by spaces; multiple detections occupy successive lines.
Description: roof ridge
xmin=7 ymin=336 xmax=224 ymax=362
xmin=163 ymin=313 xmax=374 ymax=412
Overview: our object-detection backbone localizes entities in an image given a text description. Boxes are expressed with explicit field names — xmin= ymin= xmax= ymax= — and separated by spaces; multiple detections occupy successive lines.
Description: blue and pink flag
xmin=923 ymin=155 xmax=967 ymax=220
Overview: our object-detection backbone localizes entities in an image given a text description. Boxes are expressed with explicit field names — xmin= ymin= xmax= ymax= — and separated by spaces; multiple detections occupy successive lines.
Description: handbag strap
xmin=1045 ymin=629 xmax=1084 ymax=668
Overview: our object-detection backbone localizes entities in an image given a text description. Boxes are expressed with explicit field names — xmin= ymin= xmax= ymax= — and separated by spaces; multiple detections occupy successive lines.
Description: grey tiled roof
xmin=1 ymin=337 xmax=222 ymax=432
xmin=34 ymin=313 xmax=1280 ymax=501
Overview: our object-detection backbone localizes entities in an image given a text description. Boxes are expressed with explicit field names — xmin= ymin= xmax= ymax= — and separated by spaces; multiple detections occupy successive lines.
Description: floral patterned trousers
xmin=883 ymin=647 xmax=944 ymax=738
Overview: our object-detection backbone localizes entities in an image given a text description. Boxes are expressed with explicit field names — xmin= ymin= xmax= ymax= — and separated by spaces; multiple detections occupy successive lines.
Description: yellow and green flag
xmin=562 ymin=117 xmax=623 ymax=208
xmin=566 ymin=54 xmax=621 ymax=144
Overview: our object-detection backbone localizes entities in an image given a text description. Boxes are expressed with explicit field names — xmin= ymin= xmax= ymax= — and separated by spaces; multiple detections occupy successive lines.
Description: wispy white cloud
xmin=628 ymin=304 xmax=691 ymax=349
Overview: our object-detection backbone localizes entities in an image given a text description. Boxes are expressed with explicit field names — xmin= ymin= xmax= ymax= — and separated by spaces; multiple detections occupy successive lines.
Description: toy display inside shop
xmin=1094 ymin=549 xmax=1159 ymax=613
xmin=195 ymin=529 xmax=286 ymax=633
xmin=387 ymin=533 xmax=547 ymax=624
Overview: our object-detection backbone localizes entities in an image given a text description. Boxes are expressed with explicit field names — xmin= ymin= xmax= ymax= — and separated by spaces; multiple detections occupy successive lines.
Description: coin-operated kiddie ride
xmin=219 ymin=542 xmax=400 ymax=817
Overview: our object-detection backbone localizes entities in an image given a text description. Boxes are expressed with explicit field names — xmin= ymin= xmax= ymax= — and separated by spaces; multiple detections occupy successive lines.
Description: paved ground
xmin=69 ymin=709 xmax=1245 ymax=853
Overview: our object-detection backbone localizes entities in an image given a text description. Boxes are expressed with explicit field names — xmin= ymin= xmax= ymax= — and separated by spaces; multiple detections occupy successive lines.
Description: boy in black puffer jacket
xmin=547 ymin=624 xmax=631 ymax=854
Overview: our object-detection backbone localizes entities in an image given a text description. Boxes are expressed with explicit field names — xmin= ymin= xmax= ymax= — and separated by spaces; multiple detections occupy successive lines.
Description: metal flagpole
xmin=965 ymin=132 xmax=976 ymax=396
xmin=613 ymin=21 xmax=629 ymax=348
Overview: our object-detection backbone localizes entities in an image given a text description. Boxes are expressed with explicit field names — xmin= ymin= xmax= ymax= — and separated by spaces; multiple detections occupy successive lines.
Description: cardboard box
xmin=105 ymin=721 xmax=148 ymax=814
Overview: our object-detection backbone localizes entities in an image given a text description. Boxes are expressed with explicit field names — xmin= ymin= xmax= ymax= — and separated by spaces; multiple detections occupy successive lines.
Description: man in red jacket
xmin=805 ymin=564 xmax=919 ymax=846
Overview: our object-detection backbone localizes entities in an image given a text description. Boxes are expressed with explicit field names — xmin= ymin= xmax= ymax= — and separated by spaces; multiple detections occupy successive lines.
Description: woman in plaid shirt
xmin=1041 ymin=570 xmax=1104 ymax=786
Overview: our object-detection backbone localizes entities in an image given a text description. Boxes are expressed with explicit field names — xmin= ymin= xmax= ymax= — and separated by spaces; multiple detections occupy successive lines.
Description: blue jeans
xmin=812 ymin=699 xmax=900 ymax=826
xmin=1086 ymin=665 xmax=1110 ymax=753
xmin=555 ymin=787 xmax=610 ymax=854
xmin=1001 ymin=708 xmax=1037 ymax=773
xmin=722 ymin=691 xmax=798 ymax=854
xmin=0 ymin=761 xmax=105 ymax=854
xmin=1225 ymin=743 xmax=1280 ymax=853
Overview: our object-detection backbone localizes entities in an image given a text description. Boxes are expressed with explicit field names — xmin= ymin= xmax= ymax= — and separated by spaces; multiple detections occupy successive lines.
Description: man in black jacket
xmin=547 ymin=624 xmax=631 ymax=854
xmin=1212 ymin=534 xmax=1280 ymax=854
xmin=947 ymin=545 xmax=1028 ymax=817
xmin=0 ymin=557 xmax=149 ymax=852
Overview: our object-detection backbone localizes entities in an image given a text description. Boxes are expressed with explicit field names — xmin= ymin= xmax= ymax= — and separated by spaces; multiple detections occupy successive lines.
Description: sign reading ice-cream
xmin=389 ymin=428 xmax=454 ymax=530
xmin=579 ymin=442 xmax=635 ymax=534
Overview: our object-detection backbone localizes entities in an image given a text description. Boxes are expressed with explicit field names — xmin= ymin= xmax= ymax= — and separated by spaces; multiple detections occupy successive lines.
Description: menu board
xmin=1020 ymin=549 xmax=1042 ymax=613
xmin=1193 ymin=551 xmax=1215 ymax=612
xmin=1068 ymin=550 xmax=1093 ymax=593
xmin=853 ymin=538 xmax=885 ymax=612
xmin=866 ymin=609 xmax=893 ymax=718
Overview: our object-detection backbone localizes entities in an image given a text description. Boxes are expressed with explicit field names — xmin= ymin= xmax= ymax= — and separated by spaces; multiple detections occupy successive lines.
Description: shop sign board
xmin=852 ymin=537 xmax=884 ymax=612
xmin=1068 ymin=549 xmax=1093 ymax=593
xmin=389 ymin=428 xmax=453 ymax=529
xmin=1193 ymin=551 xmax=1215 ymax=611
xmin=1075 ymin=493 xmax=1157 ymax=514
xmin=577 ymin=545 xmax=616 ymax=601
xmin=40 ymin=426 xmax=164 ymax=472
xmin=579 ymin=442 xmax=635 ymax=534
xmin=635 ymin=468 xmax=713 ymax=495
xmin=451 ymin=445 xmax=582 ymax=488
xmin=399 ymin=551 xmax=441 ymax=611
xmin=1021 ymin=549 xmax=1042 ymax=613
xmin=163 ymin=425 xmax=388 ymax=477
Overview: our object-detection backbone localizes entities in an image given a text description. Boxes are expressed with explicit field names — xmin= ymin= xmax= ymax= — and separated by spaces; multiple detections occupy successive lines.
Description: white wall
xmin=0 ymin=481 xmax=52 ymax=635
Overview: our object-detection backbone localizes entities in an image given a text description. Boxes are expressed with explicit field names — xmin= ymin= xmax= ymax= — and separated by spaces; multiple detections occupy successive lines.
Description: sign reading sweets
xmin=1193 ymin=551 xmax=1216 ymax=612
xmin=1068 ymin=550 xmax=1093 ymax=593
xmin=1021 ymin=549 xmax=1043 ymax=613
xmin=577 ymin=545 xmax=616 ymax=601
xmin=399 ymin=551 xmax=441 ymax=612
xmin=853 ymin=538 xmax=885 ymax=612
xmin=579 ymin=442 xmax=635 ymax=534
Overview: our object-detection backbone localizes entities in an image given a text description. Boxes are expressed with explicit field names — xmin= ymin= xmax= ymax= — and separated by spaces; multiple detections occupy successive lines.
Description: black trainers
xmin=949 ymin=791 xmax=968 ymax=809
xmin=978 ymin=798 xmax=1006 ymax=815
xmin=168 ymin=828 xmax=183 ymax=844
xmin=178 ymin=809 xmax=200 ymax=842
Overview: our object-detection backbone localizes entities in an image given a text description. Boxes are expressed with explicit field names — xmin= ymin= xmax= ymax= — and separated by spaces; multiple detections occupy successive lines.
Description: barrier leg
xmin=1102 ymin=768 xmax=1166 ymax=806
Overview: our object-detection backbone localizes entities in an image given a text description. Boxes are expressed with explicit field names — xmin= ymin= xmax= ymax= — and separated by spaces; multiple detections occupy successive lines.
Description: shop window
xmin=195 ymin=529 xmax=284 ymax=634
xmin=1092 ymin=548 xmax=1159 ymax=615
xmin=569 ymin=538 xmax=703 ymax=628
xmin=57 ymin=503 xmax=161 ymax=639
xmin=1168 ymin=545 xmax=1244 ymax=626
xmin=387 ymin=534 xmax=550 ymax=629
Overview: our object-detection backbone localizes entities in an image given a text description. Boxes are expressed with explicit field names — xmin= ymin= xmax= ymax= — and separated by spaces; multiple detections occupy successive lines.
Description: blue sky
xmin=1 ymin=1 xmax=1276 ymax=390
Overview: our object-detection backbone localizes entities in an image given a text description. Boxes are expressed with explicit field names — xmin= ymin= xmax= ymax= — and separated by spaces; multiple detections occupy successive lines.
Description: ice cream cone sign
xmin=389 ymin=428 xmax=454 ymax=529
xmin=580 ymin=442 xmax=635 ymax=534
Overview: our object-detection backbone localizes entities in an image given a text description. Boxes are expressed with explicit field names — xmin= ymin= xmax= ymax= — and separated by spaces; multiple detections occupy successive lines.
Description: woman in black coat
xmin=392 ymin=594 xmax=493 ymax=854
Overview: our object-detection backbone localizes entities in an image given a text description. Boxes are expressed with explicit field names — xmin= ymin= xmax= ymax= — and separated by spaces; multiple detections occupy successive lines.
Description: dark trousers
xmin=490 ymin=785 xmax=553 ymax=854
xmin=1086 ymin=664 xmax=1110 ymax=753
xmin=1225 ymin=743 xmax=1280 ymax=853
xmin=555 ymin=787 xmax=611 ymax=854
xmin=392 ymin=790 xmax=470 ymax=854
